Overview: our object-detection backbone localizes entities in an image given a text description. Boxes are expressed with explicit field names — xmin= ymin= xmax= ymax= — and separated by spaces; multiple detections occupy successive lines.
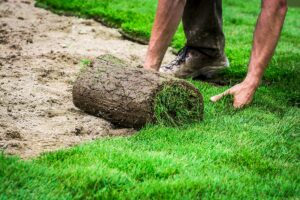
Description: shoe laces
xmin=165 ymin=46 xmax=190 ymax=70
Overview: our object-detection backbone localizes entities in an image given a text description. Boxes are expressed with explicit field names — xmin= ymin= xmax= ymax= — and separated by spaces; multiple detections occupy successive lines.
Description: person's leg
xmin=160 ymin=0 xmax=228 ymax=78
xmin=182 ymin=0 xmax=225 ymax=57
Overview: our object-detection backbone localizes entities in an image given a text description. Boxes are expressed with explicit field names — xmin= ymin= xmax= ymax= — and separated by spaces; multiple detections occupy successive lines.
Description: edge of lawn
xmin=35 ymin=1 xmax=152 ymax=45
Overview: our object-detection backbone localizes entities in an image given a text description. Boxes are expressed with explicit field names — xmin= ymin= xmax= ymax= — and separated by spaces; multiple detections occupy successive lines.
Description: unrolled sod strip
xmin=73 ymin=54 xmax=204 ymax=128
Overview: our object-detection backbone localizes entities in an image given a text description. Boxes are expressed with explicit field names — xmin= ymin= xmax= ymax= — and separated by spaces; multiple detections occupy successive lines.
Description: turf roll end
xmin=154 ymin=82 xmax=204 ymax=127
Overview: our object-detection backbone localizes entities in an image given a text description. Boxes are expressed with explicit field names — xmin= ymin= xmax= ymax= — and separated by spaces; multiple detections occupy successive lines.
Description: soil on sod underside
xmin=73 ymin=54 xmax=203 ymax=128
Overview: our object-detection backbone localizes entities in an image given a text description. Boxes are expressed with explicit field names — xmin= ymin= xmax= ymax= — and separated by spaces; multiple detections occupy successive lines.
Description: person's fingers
xmin=210 ymin=89 xmax=231 ymax=102
xmin=233 ymin=97 xmax=250 ymax=109
xmin=233 ymin=100 xmax=243 ymax=109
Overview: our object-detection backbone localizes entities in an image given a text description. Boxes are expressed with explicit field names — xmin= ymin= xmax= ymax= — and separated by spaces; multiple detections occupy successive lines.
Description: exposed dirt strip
xmin=0 ymin=0 xmax=175 ymax=158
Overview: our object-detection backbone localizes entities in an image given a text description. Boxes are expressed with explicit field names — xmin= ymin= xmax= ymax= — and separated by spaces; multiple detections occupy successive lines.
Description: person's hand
xmin=143 ymin=63 xmax=159 ymax=71
xmin=210 ymin=80 xmax=259 ymax=109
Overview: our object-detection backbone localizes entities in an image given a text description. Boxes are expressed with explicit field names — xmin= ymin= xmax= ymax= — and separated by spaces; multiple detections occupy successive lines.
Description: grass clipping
xmin=154 ymin=82 xmax=203 ymax=127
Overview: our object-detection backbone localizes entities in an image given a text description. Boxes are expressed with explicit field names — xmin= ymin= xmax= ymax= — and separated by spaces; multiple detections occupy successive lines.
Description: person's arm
xmin=211 ymin=0 xmax=287 ymax=108
xmin=144 ymin=0 xmax=186 ymax=71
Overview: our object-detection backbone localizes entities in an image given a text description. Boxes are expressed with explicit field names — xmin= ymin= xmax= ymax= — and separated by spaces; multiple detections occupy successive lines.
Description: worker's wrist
xmin=144 ymin=56 xmax=161 ymax=71
xmin=244 ymin=74 xmax=261 ymax=89
xmin=144 ymin=64 xmax=159 ymax=71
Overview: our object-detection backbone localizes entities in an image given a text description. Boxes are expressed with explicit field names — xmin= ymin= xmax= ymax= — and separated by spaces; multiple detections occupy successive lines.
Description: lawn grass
xmin=1 ymin=0 xmax=299 ymax=199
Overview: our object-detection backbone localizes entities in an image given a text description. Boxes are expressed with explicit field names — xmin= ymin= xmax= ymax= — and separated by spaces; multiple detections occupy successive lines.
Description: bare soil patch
xmin=0 ymin=0 xmax=175 ymax=158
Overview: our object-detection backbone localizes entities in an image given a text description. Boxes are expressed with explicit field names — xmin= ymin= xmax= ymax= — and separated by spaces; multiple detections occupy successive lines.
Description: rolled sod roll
xmin=73 ymin=55 xmax=204 ymax=128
